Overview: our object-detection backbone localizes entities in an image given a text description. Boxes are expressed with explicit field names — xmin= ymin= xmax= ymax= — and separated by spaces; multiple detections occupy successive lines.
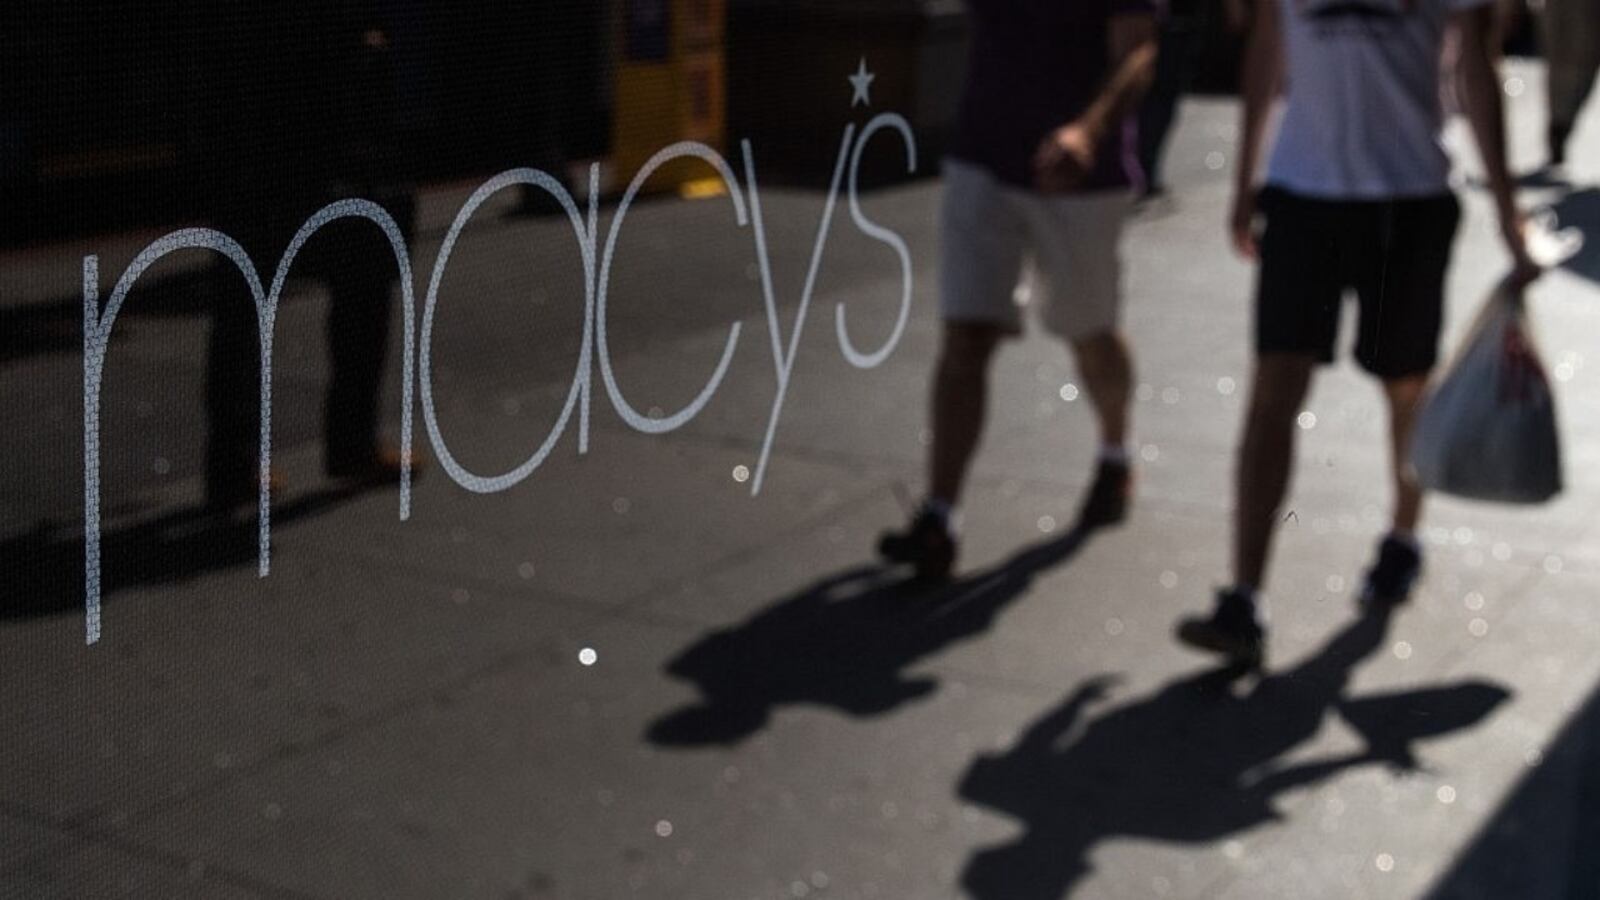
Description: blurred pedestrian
xmin=1541 ymin=0 xmax=1600 ymax=167
xmin=1137 ymin=0 xmax=1203 ymax=202
xmin=1176 ymin=0 xmax=1538 ymax=669
xmin=190 ymin=3 xmax=419 ymax=508
xmin=878 ymin=0 xmax=1159 ymax=579
xmin=1139 ymin=0 xmax=1248 ymax=201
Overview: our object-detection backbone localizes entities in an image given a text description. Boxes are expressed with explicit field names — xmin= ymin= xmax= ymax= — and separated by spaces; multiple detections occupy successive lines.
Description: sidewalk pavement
xmin=2 ymin=62 xmax=1600 ymax=899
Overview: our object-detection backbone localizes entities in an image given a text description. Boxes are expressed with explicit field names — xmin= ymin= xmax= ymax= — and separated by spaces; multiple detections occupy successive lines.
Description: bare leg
xmin=1382 ymin=375 xmax=1429 ymax=534
xmin=1070 ymin=329 xmax=1134 ymax=448
xmin=929 ymin=322 xmax=1004 ymax=505
xmin=1233 ymin=354 xmax=1317 ymax=591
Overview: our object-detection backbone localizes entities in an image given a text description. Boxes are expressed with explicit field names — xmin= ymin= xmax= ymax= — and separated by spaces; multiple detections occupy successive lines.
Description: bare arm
xmin=1034 ymin=12 xmax=1159 ymax=192
xmin=1454 ymin=3 xmax=1537 ymax=279
xmin=1229 ymin=0 xmax=1284 ymax=258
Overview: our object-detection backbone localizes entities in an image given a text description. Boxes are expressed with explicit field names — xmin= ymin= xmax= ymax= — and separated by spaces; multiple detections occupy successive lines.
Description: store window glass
xmin=4 ymin=2 xmax=1597 ymax=898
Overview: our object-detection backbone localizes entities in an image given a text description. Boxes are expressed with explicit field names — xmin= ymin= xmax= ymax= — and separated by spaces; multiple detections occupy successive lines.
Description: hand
xmin=1033 ymin=122 xmax=1097 ymax=193
xmin=1229 ymin=189 xmax=1259 ymax=259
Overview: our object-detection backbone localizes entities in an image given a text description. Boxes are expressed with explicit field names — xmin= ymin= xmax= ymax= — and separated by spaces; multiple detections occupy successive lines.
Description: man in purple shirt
xmin=880 ymin=0 xmax=1159 ymax=579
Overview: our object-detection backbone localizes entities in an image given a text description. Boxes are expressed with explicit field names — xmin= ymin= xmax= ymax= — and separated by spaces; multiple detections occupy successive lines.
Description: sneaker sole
xmin=876 ymin=542 xmax=955 ymax=582
xmin=1175 ymin=622 xmax=1264 ymax=669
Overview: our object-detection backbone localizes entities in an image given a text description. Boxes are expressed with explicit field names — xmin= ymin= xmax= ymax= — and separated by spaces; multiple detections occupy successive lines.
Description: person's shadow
xmin=647 ymin=527 xmax=1097 ymax=747
xmin=957 ymin=604 xmax=1513 ymax=899
xmin=0 ymin=483 xmax=378 ymax=623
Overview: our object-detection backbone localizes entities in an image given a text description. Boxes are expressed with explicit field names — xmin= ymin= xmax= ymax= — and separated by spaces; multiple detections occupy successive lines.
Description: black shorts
xmin=1255 ymin=186 xmax=1461 ymax=378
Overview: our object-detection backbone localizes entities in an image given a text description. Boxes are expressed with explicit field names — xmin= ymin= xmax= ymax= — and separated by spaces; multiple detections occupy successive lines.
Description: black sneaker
xmin=1361 ymin=535 xmax=1422 ymax=608
xmin=878 ymin=508 xmax=957 ymax=581
xmin=1176 ymin=589 xmax=1266 ymax=669
xmin=1076 ymin=459 xmax=1133 ymax=529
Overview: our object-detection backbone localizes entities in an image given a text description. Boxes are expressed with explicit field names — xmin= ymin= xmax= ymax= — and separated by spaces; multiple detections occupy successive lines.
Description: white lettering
xmin=837 ymin=113 xmax=918 ymax=369
xmin=79 ymin=67 xmax=920 ymax=644
xmin=744 ymin=126 xmax=856 ymax=496
xmin=420 ymin=167 xmax=596 ymax=493
xmin=596 ymin=143 xmax=748 ymax=434
xmin=82 ymin=199 xmax=418 ymax=644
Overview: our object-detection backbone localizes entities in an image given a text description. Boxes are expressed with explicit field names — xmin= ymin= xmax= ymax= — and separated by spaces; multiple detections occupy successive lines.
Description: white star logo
xmin=848 ymin=57 xmax=876 ymax=108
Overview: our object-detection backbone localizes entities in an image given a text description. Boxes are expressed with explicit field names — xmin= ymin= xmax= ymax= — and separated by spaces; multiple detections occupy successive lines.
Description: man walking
xmin=1542 ymin=0 xmax=1600 ymax=167
xmin=879 ymin=0 xmax=1159 ymax=580
xmin=1177 ymin=0 xmax=1538 ymax=668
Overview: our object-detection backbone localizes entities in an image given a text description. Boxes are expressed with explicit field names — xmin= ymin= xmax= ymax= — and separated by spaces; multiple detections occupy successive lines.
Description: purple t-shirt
xmin=950 ymin=0 xmax=1157 ymax=193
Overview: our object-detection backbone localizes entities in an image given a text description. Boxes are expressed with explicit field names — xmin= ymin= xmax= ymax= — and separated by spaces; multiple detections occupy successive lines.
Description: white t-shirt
xmin=1265 ymin=0 xmax=1492 ymax=199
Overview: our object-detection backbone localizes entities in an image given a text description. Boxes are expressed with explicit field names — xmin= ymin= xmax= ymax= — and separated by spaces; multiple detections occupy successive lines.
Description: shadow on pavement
xmin=1543 ymin=186 xmax=1600 ymax=284
xmin=647 ymin=527 xmax=1097 ymax=748
xmin=958 ymin=604 xmax=1513 ymax=900
xmin=1423 ymin=673 xmax=1600 ymax=900
xmin=0 ymin=482 xmax=381 ymax=623
xmin=0 ymin=266 xmax=223 ymax=366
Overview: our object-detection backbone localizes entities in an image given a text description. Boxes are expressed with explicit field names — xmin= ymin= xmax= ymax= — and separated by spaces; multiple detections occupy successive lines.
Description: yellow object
xmin=677 ymin=176 xmax=729 ymax=200
xmin=611 ymin=0 xmax=727 ymax=194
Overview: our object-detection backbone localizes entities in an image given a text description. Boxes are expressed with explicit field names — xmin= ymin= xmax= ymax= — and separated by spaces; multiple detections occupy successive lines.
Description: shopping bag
xmin=1409 ymin=281 xmax=1562 ymax=504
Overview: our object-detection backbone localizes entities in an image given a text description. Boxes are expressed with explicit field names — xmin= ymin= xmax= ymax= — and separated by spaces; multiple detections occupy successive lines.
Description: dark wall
xmin=0 ymin=3 xmax=611 ymax=247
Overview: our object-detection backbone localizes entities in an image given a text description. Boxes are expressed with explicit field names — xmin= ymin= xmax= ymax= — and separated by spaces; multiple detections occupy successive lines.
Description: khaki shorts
xmin=939 ymin=158 xmax=1130 ymax=340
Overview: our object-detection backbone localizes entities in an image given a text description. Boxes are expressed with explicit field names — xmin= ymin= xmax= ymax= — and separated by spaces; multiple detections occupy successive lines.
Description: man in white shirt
xmin=1177 ymin=0 xmax=1538 ymax=668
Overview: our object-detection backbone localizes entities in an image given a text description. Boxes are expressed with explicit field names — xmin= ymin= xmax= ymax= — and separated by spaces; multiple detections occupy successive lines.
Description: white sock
xmin=1388 ymin=529 xmax=1420 ymax=551
xmin=1098 ymin=444 xmax=1131 ymax=466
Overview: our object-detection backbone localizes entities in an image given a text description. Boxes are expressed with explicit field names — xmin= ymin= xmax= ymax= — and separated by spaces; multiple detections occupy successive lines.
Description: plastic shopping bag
xmin=1409 ymin=281 xmax=1562 ymax=504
